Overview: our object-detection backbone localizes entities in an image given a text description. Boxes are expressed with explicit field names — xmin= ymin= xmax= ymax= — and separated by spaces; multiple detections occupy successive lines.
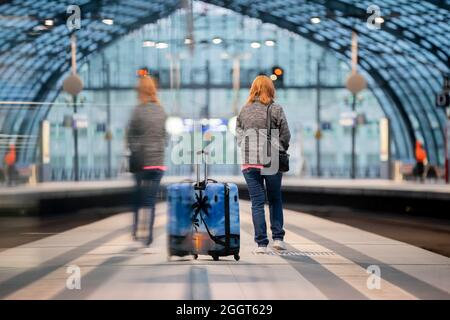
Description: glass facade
xmin=48 ymin=3 xmax=384 ymax=179
xmin=0 ymin=0 xmax=448 ymax=180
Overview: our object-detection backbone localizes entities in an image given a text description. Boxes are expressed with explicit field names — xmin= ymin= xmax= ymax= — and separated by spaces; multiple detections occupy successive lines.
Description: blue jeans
xmin=243 ymin=168 xmax=285 ymax=247
xmin=133 ymin=170 xmax=164 ymax=245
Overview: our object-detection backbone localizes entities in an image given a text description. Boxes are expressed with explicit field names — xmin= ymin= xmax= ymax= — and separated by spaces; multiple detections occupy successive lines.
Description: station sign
xmin=321 ymin=122 xmax=332 ymax=131
xmin=96 ymin=123 xmax=107 ymax=133
xmin=183 ymin=118 xmax=229 ymax=133
xmin=63 ymin=115 xmax=72 ymax=128
xmin=339 ymin=111 xmax=357 ymax=127
xmin=72 ymin=114 xmax=89 ymax=129
xmin=436 ymin=92 xmax=450 ymax=108
xmin=436 ymin=75 xmax=450 ymax=108
xmin=356 ymin=113 xmax=367 ymax=125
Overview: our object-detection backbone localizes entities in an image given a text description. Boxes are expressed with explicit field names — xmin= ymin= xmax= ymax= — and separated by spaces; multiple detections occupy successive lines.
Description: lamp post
xmin=316 ymin=60 xmax=321 ymax=177
xmin=232 ymin=55 xmax=241 ymax=175
xmin=345 ymin=31 xmax=367 ymax=179
xmin=106 ymin=64 xmax=112 ymax=179
xmin=315 ymin=55 xmax=326 ymax=177
xmin=101 ymin=53 xmax=113 ymax=178
xmin=441 ymin=88 xmax=450 ymax=184
xmin=350 ymin=93 xmax=357 ymax=179
xmin=226 ymin=52 xmax=251 ymax=174
xmin=63 ymin=33 xmax=83 ymax=181
xmin=436 ymin=74 xmax=450 ymax=183
xmin=205 ymin=59 xmax=211 ymax=121
xmin=444 ymin=104 xmax=450 ymax=183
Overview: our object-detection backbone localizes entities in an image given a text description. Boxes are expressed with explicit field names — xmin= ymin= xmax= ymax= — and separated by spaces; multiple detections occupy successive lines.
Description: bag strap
xmin=199 ymin=210 xmax=227 ymax=247
xmin=266 ymin=103 xmax=273 ymax=138
xmin=266 ymin=103 xmax=288 ymax=156
xmin=266 ymin=103 xmax=273 ymax=156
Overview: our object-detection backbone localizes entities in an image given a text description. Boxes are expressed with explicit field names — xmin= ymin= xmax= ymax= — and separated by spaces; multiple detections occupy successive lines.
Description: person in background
xmin=415 ymin=141 xmax=427 ymax=182
xmin=127 ymin=76 xmax=167 ymax=246
xmin=236 ymin=75 xmax=291 ymax=253
xmin=4 ymin=143 xmax=17 ymax=186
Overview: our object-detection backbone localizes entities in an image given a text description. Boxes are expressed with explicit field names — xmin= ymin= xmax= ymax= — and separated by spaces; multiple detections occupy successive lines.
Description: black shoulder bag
xmin=266 ymin=104 xmax=290 ymax=173
xmin=129 ymin=144 xmax=143 ymax=173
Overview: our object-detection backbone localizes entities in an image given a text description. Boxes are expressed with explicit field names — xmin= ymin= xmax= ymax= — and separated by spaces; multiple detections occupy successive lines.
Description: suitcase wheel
xmin=212 ymin=255 xmax=219 ymax=261
xmin=193 ymin=254 xmax=198 ymax=260
xmin=234 ymin=254 xmax=240 ymax=261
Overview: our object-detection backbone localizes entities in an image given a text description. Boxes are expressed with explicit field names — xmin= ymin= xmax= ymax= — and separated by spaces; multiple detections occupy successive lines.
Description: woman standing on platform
xmin=236 ymin=75 xmax=291 ymax=253
xmin=415 ymin=141 xmax=427 ymax=182
xmin=3 ymin=143 xmax=17 ymax=186
xmin=127 ymin=76 xmax=167 ymax=246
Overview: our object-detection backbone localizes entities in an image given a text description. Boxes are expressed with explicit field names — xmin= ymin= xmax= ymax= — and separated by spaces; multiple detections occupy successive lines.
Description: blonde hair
xmin=137 ymin=76 xmax=160 ymax=105
xmin=246 ymin=75 xmax=275 ymax=105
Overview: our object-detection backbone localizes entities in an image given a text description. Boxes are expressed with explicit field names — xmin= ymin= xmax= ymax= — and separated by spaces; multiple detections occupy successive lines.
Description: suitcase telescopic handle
xmin=195 ymin=150 xmax=209 ymax=189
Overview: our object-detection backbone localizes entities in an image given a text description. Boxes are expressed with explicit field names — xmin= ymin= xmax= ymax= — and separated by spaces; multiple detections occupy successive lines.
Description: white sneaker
xmin=253 ymin=246 xmax=267 ymax=254
xmin=272 ymin=240 xmax=286 ymax=251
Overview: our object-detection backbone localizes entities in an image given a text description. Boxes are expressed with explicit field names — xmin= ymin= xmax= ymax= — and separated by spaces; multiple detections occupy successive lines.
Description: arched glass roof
xmin=0 ymin=0 xmax=449 ymax=164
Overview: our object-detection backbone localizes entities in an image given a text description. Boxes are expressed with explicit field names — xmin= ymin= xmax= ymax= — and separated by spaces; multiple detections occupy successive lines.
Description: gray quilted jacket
xmin=236 ymin=101 xmax=291 ymax=165
xmin=127 ymin=103 xmax=167 ymax=167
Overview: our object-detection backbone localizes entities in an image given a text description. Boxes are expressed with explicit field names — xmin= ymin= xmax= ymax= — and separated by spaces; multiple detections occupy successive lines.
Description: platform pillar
xmin=39 ymin=120 xmax=51 ymax=182
xmin=379 ymin=118 xmax=391 ymax=179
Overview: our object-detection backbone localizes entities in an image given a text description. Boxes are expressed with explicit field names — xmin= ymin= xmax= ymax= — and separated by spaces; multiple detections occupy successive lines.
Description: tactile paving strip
xmin=259 ymin=250 xmax=336 ymax=257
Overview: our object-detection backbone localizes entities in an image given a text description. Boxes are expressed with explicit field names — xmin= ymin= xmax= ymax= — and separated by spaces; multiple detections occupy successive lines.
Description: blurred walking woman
xmin=127 ymin=76 xmax=167 ymax=246
xmin=236 ymin=75 xmax=291 ymax=253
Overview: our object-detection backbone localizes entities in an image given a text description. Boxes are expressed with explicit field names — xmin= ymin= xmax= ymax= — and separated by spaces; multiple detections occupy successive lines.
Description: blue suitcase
xmin=192 ymin=181 xmax=240 ymax=261
xmin=167 ymin=151 xmax=240 ymax=261
xmin=167 ymin=182 xmax=196 ymax=258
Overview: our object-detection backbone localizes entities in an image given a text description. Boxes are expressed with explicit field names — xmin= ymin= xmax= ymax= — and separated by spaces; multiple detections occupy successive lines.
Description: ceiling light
xmin=44 ymin=19 xmax=54 ymax=27
xmin=212 ymin=37 xmax=223 ymax=44
xmin=102 ymin=19 xmax=114 ymax=25
xmin=156 ymin=42 xmax=169 ymax=49
xmin=184 ymin=38 xmax=193 ymax=45
xmin=375 ymin=17 xmax=385 ymax=24
xmin=33 ymin=25 xmax=48 ymax=32
xmin=143 ymin=41 xmax=155 ymax=47
xmin=250 ymin=42 xmax=261 ymax=49
xmin=165 ymin=117 xmax=184 ymax=135
xmin=270 ymin=74 xmax=278 ymax=81
xmin=265 ymin=40 xmax=275 ymax=47
xmin=310 ymin=17 xmax=321 ymax=24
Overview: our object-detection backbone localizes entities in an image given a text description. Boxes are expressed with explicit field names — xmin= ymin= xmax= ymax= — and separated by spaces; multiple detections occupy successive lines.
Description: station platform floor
xmin=0 ymin=201 xmax=449 ymax=300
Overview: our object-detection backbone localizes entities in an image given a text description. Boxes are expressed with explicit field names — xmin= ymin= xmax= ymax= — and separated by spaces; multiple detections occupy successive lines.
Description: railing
xmin=50 ymin=167 xmax=121 ymax=181
xmin=46 ymin=165 xmax=382 ymax=182
xmin=307 ymin=166 xmax=381 ymax=179
xmin=1 ymin=164 xmax=447 ymax=186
